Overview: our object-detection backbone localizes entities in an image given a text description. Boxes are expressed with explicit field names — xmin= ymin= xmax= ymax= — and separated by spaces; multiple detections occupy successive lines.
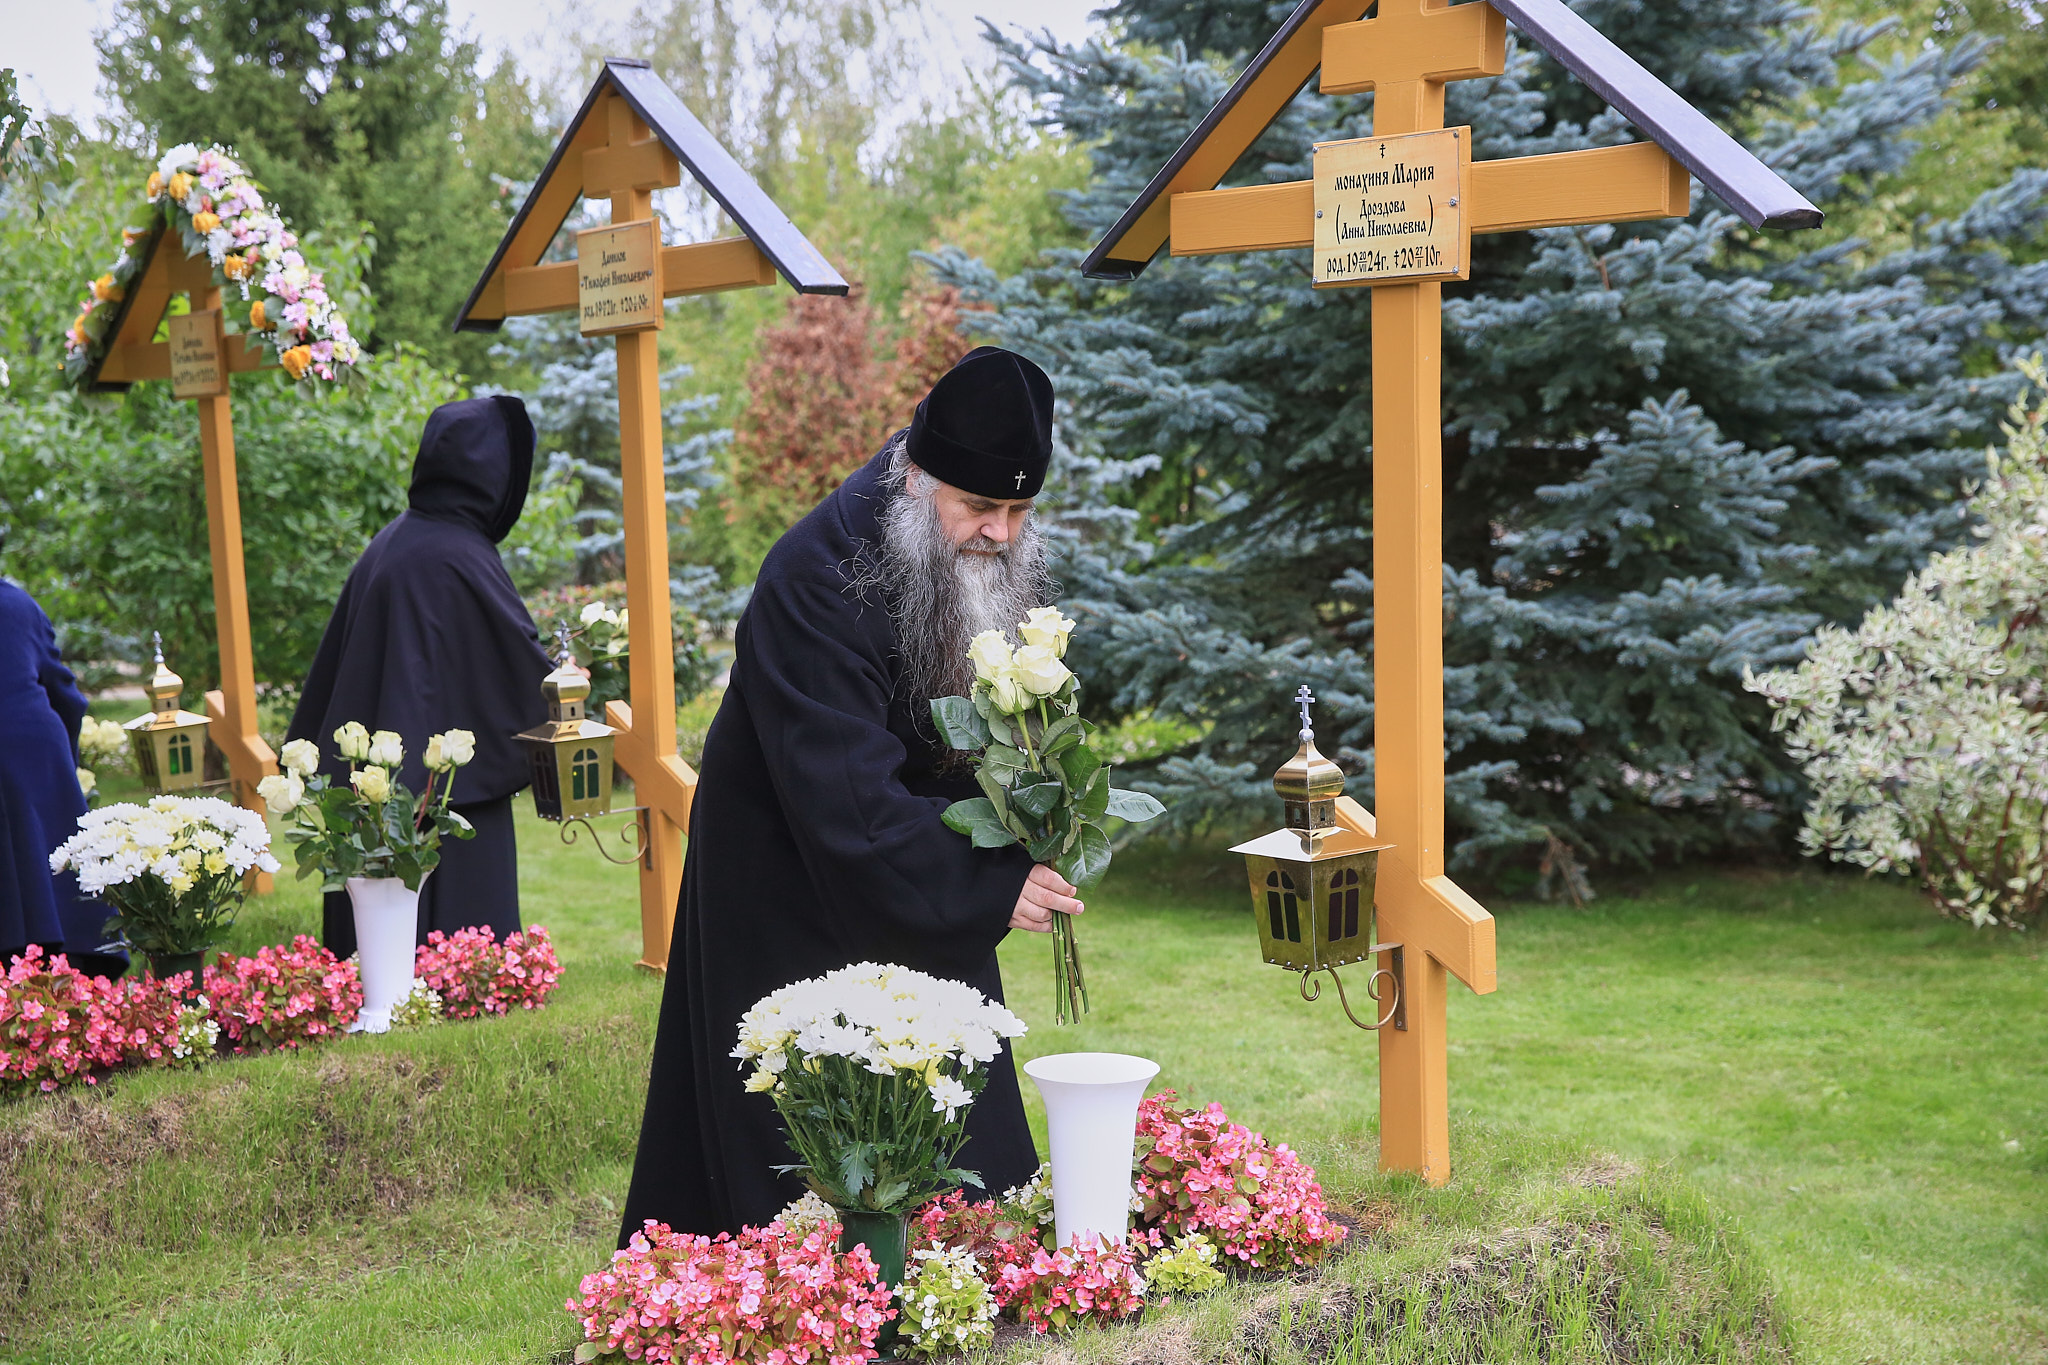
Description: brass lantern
xmin=1230 ymin=686 xmax=1391 ymax=975
xmin=124 ymin=633 xmax=213 ymax=792
xmin=517 ymin=641 xmax=616 ymax=820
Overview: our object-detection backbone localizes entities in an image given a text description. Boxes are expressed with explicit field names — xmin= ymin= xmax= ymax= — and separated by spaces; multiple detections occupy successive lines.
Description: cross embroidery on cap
xmin=1014 ymin=470 xmax=1027 ymax=491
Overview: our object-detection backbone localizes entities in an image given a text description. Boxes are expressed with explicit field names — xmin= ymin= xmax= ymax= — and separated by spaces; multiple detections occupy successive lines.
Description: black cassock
xmin=286 ymin=396 xmax=550 ymax=954
xmin=619 ymin=447 xmax=1042 ymax=1240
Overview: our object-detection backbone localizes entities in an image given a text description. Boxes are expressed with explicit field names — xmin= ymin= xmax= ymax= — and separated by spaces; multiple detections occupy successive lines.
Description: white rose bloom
xmin=439 ymin=730 xmax=477 ymax=767
xmin=279 ymin=738 xmax=321 ymax=777
xmin=351 ymin=766 xmax=393 ymax=804
xmin=333 ymin=721 xmax=371 ymax=761
xmin=77 ymin=768 xmax=96 ymax=797
xmin=257 ymin=772 xmax=304 ymax=814
xmin=156 ymin=143 xmax=200 ymax=182
xmin=580 ymin=601 xmax=620 ymax=627
xmin=966 ymin=630 xmax=1014 ymax=683
xmin=1011 ymin=644 xmax=1073 ymax=698
xmin=1018 ymin=606 xmax=1076 ymax=658
xmin=367 ymin=730 xmax=404 ymax=768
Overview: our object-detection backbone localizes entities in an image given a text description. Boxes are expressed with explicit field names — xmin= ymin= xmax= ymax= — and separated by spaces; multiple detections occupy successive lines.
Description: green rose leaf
xmin=1040 ymin=715 xmax=1084 ymax=754
xmin=1052 ymin=742 xmax=1102 ymax=794
xmin=1057 ymin=822 xmax=1113 ymax=887
xmin=942 ymin=798 xmax=1021 ymax=848
xmin=1106 ymin=788 xmax=1166 ymax=823
xmin=1011 ymin=781 xmax=1064 ymax=821
xmin=1077 ymin=770 xmax=1111 ymax=821
xmin=931 ymin=696 xmax=991 ymax=751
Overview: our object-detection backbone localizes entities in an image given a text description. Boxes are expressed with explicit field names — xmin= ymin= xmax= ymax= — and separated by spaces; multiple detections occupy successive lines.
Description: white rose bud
xmin=967 ymin=630 xmax=1014 ymax=684
xmin=987 ymin=666 xmax=1028 ymax=716
xmin=1018 ymin=605 xmax=1076 ymax=659
xmin=77 ymin=768 xmax=96 ymax=797
xmin=1011 ymin=644 xmax=1074 ymax=699
xmin=425 ymin=735 xmax=446 ymax=772
xmin=579 ymin=601 xmax=616 ymax=627
xmin=333 ymin=721 xmax=371 ymax=762
xmin=367 ymin=729 xmax=404 ymax=768
xmin=351 ymin=765 xmax=392 ymax=804
xmin=257 ymin=772 xmax=305 ymax=814
xmin=279 ymin=738 xmax=321 ymax=778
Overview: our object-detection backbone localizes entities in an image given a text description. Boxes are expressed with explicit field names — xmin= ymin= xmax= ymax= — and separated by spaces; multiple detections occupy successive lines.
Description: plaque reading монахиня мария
xmin=1312 ymin=127 xmax=1471 ymax=288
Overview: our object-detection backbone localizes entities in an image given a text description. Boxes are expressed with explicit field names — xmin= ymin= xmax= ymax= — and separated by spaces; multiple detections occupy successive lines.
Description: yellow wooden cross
xmin=1088 ymin=0 xmax=1767 ymax=1185
xmin=456 ymin=60 xmax=846 ymax=969
xmin=95 ymin=237 xmax=279 ymax=890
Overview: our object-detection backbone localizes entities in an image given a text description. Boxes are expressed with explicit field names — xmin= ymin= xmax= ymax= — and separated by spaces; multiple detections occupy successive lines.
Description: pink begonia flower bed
xmin=572 ymin=1092 xmax=1351 ymax=1359
xmin=569 ymin=1217 xmax=894 ymax=1365
xmin=2 ymin=924 xmax=563 ymax=1096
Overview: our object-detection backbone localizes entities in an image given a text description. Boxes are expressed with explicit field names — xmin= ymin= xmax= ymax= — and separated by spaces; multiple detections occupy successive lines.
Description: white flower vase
xmin=1023 ymin=1052 xmax=1161 ymax=1250
xmin=346 ymin=874 xmax=422 ymax=1035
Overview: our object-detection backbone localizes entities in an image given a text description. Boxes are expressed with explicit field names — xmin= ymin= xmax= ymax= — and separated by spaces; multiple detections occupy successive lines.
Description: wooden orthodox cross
xmin=457 ymin=59 xmax=846 ymax=970
xmin=1082 ymin=0 xmax=1819 ymax=1183
xmin=87 ymin=232 xmax=281 ymax=890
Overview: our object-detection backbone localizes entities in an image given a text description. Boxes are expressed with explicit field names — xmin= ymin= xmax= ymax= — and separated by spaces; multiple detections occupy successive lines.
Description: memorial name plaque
xmin=1312 ymin=127 xmax=1471 ymax=288
xmin=168 ymin=309 xmax=228 ymax=398
xmin=577 ymin=219 xmax=663 ymax=336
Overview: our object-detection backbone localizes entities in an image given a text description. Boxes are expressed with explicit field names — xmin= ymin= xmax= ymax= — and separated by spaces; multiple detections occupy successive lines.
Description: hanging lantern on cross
xmin=124 ymin=632 xmax=213 ymax=793
xmin=518 ymin=632 xmax=618 ymax=821
xmin=1230 ymin=686 xmax=1404 ymax=1029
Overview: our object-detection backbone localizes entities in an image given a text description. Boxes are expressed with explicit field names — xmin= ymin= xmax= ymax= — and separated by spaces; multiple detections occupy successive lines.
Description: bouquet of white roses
xmin=49 ymin=796 xmax=280 ymax=966
xmin=930 ymin=607 xmax=1165 ymax=1023
xmin=734 ymin=962 xmax=1028 ymax=1215
xmin=259 ymin=723 xmax=477 ymax=891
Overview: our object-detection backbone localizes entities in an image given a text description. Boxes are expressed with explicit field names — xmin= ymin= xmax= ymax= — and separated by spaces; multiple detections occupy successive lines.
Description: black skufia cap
xmin=905 ymin=346 xmax=1054 ymax=498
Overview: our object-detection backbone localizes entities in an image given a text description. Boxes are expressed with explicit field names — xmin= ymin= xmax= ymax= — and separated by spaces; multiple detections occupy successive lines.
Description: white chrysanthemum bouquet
xmin=259 ymin=724 xmax=476 ymax=891
xmin=49 ymin=796 xmax=280 ymax=963
xmin=930 ymin=606 xmax=1166 ymax=1023
xmin=734 ymin=962 xmax=1028 ymax=1215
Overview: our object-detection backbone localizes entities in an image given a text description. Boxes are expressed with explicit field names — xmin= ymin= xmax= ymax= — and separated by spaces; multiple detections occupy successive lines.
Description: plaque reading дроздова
xmin=1312 ymin=127 xmax=1471 ymax=288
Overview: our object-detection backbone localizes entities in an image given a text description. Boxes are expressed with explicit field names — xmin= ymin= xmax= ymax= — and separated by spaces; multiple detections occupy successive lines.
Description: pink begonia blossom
xmin=415 ymin=925 xmax=562 ymax=1019
xmin=567 ymin=1218 xmax=892 ymax=1364
xmin=994 ymin=1239 xmax=1148 ymax=1334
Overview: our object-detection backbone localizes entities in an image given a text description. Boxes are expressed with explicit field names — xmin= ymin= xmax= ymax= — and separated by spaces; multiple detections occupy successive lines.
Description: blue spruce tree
xmin=928 ymin=0 xmax=2048 ymax=881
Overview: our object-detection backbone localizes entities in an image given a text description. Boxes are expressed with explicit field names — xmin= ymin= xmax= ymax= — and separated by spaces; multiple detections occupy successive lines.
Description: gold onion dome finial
xmin=146 ymin=631 xmax=185 ymax=714
xmin=542 ymin=628 xmax=590 ymax=716
xmin=1274 ymin=685 xmax=1344 ymax=828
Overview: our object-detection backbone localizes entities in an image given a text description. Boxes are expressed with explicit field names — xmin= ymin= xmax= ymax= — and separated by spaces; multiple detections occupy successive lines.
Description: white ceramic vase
xmin=1022 ymin=1051 xmax=1161 ymax=1250
xmin=346 ymin=874 xmax=422 ymax=1034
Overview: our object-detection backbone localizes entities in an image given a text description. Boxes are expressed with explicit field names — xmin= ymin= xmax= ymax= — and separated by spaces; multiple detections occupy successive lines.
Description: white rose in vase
xmin=351 ymin=766 xmax=392 ymax=804
xmin=333 ymin=721 xmax=371 ymax=762
xmin=257 ymin=772 xmax=305 ymax=815
xmin=279 ymin=738 xmax=321 ymax=777
xmin=366 ymin=730 xmax=404 ymax=768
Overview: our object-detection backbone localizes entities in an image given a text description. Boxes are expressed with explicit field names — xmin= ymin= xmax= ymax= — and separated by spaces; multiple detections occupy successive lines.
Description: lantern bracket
xmin=558 ymin=805 xmax=651 ymax=867
xmin=1300 ymin=943 xmax=1405 ymax=1031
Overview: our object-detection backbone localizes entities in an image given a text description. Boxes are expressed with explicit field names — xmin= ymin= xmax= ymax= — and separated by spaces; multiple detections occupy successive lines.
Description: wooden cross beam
xmin=94 ymin=235 xmax=278 ymax=889
xmin=454 ymin=60 xmax=846 ymax=971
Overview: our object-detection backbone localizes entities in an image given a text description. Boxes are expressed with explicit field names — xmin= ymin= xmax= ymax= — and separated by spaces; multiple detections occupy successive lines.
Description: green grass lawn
xmin=3 ymin=780 xmax=2041 ymax=1363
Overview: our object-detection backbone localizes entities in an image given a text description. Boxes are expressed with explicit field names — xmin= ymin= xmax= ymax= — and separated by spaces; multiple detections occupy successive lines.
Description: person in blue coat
xmin=0 ymin=580 xmax=124 ymax=976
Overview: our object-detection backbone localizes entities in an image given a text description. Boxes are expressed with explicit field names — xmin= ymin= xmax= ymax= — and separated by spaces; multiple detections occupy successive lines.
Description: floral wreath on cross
xmin=61 ymin=143 xmax=365 ymax=393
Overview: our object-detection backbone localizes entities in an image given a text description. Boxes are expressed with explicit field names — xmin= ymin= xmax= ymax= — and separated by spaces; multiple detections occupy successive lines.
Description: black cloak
xmin=285 ymin=396 xmax=551 ymax=954
xmin=0 ymin=581 xmax=122 ymax=974
xmin=619 ymin=446 xmax=1042 ymax=1241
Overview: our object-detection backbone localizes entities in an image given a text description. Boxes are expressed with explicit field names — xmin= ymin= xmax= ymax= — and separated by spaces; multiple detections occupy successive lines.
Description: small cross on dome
xmin=1295 ymin=685 xmax=1316 ymax=741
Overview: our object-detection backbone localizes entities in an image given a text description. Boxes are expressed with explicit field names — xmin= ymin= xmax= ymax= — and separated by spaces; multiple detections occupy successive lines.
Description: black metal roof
xmin=1081 ymin=0 xmax=1822 ymax=281
xmin=455 ymin=58 xmax=846 ymax=333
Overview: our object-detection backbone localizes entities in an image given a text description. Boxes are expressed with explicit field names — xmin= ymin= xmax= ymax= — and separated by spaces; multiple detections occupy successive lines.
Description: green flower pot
xmin=146 ymin=951 xmax=206 ymax=994
xmin=837 ymin=1209 xmax=906 ymax=1354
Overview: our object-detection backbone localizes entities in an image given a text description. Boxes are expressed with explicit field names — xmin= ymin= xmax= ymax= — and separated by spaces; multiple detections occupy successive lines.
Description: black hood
xmin=407 ymin=395 xmax=536 ymax=543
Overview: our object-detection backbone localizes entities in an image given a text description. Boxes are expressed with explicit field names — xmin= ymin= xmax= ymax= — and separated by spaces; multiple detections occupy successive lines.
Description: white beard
xmin=855 ymin=441 xmax=1056 ymax=711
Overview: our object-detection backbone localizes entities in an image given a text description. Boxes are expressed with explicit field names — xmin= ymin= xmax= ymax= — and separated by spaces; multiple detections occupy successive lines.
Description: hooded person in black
xmin=619 ymin=348 xmax=1083 ymax=1241
xmin=286 ymin=395 xmax=552 ymax=954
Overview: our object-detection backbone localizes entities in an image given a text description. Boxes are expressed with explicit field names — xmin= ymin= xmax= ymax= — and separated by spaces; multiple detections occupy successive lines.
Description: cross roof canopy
xmin=1081 ymin=0 xmax=1822 ymax=281
xmin=84 ymin=224 xmax=271 ymax=393
xmin=454 ymin=58 xmax=846 ymax=333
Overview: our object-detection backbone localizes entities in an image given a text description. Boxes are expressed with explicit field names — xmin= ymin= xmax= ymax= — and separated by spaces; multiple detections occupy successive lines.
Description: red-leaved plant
xmin=204 ymin=935 xmax=362 ymax=1051
xmin=567 ymin=1216 xmax=894 ymax=1365
xmin=413 ymin=924 xmax=562 ymax=1019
